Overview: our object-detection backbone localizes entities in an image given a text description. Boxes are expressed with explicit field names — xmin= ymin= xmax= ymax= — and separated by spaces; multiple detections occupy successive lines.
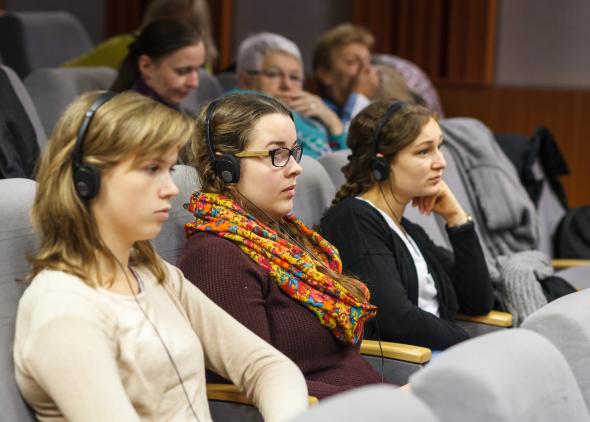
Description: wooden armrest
xmin=206 ymin=384 xmax=318 ymax=406
xmin=360 ymin=340 xmax=431 ymax=364
xmin=456 ymin=310 xmax=512 ymax=327
xmin=552 ymin=259 xmax=590 ymax=269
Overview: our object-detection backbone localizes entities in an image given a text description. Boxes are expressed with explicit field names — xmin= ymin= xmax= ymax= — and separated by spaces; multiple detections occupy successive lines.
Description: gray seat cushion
xmin=522 ymin=289 xmax=590 ymax=409
xmin=410 ymin=328 xmax=590 ymax=422
xmin=0 ymin=178 xmax=37 ymax=421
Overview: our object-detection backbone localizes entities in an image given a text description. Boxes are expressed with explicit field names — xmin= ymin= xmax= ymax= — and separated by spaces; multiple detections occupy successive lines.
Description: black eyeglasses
xmin=235 ymin=144 xmax=304 ymax=168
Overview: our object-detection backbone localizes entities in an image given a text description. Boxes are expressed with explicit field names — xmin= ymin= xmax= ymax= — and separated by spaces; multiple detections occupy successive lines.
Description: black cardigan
xmin=320 ymin=197 xmax=494 ymax=350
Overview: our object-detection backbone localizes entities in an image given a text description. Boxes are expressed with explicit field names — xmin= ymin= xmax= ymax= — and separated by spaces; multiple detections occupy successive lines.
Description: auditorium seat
xmin=410 ymin=328 xmax=590 ymax=422
xmin=24 ymin=66 xmax=116 ymax=137
xmin=291 ymin=384 xmax=440 ymax=422
xmin=0 ymin=65 xmax=47 ymax=149
xmin=522 ymin=289 xmax=590 ymax=409
xmin=0 ymin=178 xmax=38 ymax=422
xmin=0 ymin=12 xmax=93 ymax=79
xmin=181 ymin=69 xmax=223 ymax=114
xmin=153 ymin=164 xmax=201 ymax=265
xmin=292 ymin=155 xmax=336 ymax=228
xmin=317 ymin=148 xmax=349 ymax=190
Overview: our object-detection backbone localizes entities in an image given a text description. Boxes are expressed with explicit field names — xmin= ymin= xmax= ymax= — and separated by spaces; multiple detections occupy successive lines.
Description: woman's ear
xmin=138 ymin=54 xmax=154 ymax=81
xmin=376 ymin=152 xmax=385 ymax=158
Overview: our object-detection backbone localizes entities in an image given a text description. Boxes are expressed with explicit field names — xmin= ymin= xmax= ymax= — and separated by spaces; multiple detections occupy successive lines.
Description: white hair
xmin=236 ymin=32 xmax=302 ymax=74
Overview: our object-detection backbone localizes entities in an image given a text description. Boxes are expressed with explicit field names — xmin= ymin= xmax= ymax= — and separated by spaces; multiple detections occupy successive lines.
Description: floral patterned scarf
xmin=185 ymin=192 xmax=377 ymax=344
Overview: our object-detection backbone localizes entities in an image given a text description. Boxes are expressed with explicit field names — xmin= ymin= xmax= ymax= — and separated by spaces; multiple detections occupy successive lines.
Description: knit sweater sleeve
xmin=176 ymin=235 xmax=308 ymax=421
xmin=321 ymin=199 xmax=470 ymax=350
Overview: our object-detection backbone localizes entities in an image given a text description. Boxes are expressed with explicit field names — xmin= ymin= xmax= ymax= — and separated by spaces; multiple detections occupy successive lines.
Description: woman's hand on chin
xmin=411 ymin=181 xmax=467 ymax=226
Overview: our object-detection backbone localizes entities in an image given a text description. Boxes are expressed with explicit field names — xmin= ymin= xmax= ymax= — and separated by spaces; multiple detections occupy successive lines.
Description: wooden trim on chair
xmin=206 ymin=384 xmax=318 ymax=406
xmin=552 ymin=259 xmax=590 ymax=269
xmin=456 ymin=310 xmax=513 ymax=327
xmin=361 ymin=340 xmax=432 ymax=364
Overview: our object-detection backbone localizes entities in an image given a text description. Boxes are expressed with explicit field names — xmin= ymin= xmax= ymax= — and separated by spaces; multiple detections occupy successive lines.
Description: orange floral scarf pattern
xmin=185 ymin=192 xmax=377 ymax=344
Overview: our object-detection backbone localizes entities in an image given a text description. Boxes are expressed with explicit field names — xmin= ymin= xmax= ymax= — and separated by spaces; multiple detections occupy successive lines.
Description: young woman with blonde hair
xmin=14 ymin=91 xmax=308 ymax=421
xmin=178 ymin=93 xmax=383 ymax=399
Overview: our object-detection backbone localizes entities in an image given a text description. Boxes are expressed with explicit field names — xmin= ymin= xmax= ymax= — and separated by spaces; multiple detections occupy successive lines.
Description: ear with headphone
xmin=71 ymin=91 xmax=117 ymax=200
xmin=370 ymin=101 xmax=405 ymax=182
xmin=204 ymin=97 xmax=241 ymax=184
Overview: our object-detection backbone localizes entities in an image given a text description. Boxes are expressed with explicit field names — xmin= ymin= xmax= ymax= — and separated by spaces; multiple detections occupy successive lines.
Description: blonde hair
xmin=30 ymin=91 xmax=196 ymax=287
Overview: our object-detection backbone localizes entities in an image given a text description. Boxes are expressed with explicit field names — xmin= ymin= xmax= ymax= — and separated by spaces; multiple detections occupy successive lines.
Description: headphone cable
xmin=114 ymin=257 xmax=200 ymax=421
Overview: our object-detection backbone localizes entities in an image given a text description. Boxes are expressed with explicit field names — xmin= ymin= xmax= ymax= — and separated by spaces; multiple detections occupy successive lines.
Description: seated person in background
xmin=63 ymin=0 xmax=218 ymax=71
xmin=320 ymin=101 xmax=494 ymax=350
xmin=111 ymin=19 xmax=205 ymax=110
xmin=372 ymin=54 xmax=445 ymax=116
xmin=373 ymin=63 xmax=427 ymax=106
xmin=237 ymin=32 xmax=346 ymax=159
xmin=14 ymin=91 xmax=308 ymax=421
xmin=178 ymin=93 xmax=383 ymax=398
xmin=312 ymin=23 xmax=380 ymax=130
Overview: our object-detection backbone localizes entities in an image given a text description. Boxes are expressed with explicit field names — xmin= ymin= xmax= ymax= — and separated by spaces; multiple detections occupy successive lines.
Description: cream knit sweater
xmin=14 ymin=261 xmax=308 ymax=421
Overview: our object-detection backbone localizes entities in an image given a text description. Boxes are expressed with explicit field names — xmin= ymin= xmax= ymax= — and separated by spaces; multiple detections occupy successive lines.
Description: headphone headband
xmin=371 ymin=101 xmax=404 ymax=158
xmin=72 ymin=91 xmax=117 ymax=170
xmin=71 ymin=91 xmax=117 ymax=200
xmin=369 ymin=101 xmax=405 ymax=182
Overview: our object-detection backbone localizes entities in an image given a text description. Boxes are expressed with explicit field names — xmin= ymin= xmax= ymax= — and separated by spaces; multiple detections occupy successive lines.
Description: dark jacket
xmin=320 ymin=197 xmax=494 ymax=350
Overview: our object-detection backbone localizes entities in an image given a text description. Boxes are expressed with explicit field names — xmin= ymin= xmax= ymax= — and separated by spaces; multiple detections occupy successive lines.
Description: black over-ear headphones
xmin=204 ymin=97 xmax=241 ymax=184
xmin=71 ymin=91 xmax=117 ymax=200
xmin=370 ymin=101 xmax=405 ymax=182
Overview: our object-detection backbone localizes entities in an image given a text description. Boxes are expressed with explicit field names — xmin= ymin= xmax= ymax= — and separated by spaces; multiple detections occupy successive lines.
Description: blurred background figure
xmin=312 ymin=23 xmax=379 ymax=130
xmin=110 ymin=19 xmax=205 ymax=110
xmin=63 ymin=0 xmax=218 ymax=71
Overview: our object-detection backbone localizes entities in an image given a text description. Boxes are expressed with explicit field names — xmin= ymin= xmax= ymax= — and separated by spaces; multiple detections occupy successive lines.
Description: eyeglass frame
xmin=247 ymin=68 xmax=303 ymax=84
xmin=234 ymin=143 xmax=304 ymax=168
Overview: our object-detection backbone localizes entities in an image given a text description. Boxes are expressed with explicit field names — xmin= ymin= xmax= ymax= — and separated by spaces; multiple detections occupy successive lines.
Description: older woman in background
xmin=236 ymin=32 xmax=346 ymax=159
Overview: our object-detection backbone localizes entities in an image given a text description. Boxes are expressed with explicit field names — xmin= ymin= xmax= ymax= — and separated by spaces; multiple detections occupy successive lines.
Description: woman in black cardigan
xmin=320 ymin=101 xmax=494 ymax=350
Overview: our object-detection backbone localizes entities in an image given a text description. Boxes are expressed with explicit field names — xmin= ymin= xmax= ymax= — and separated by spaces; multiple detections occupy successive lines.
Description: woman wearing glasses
xmin=178 ymin=93 xmax=383 ymax=398
xmin=235 ymin=33 xmax=346 ymax=159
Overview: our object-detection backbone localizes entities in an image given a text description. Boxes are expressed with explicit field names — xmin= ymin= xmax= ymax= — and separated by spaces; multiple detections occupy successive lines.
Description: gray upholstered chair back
xmin=403 ymin=205 xmax=449 ymax=249
xmin=292 ymin=155 xmax=336 ymax=228
xmin=181 ymin=69 xmax=223 ymax=114
xmin=153 ymin=165 xmax=200 ymax=265
xmin=0 ymin=12 xmax=93 ymax=79
xmin=410 ymin=328 xmax=590 ymax=422
xmin=290 ymin=385 xmax=440 ymax=422
xmin=0 ymin=178 xmax=37 ymax=422
xmin=24 ymin=66 xmax=116 ymax=137
xmin=1 ymin=65 xmax=47 ymax=148
xmin=216 ymin=72 xmax=239 ymax=93
xmin=522 ymin=290 xmax=590 ymax=409
xmin=317 ymin=148 xmax=349 ymax=190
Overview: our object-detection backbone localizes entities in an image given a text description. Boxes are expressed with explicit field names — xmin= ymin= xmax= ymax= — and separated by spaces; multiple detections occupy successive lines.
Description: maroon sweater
xmin=177 ymin=232 xmax=383 ymax=398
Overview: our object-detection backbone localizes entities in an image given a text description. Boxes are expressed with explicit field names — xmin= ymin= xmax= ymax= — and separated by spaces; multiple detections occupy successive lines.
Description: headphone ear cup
xmin=370 ymin=157 xmax=390 ymax=182
xmin=215 ymin=153 xmax=240 ymax=184
xmin=74 ymin=163 xmax=101 ymax=200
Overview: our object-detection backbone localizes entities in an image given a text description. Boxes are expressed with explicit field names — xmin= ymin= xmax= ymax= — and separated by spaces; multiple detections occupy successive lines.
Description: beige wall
xmin=495 ymin=0 xmax=590 ymax=88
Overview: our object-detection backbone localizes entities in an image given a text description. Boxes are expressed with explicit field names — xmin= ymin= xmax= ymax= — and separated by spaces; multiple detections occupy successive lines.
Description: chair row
xmin=2 ymin=176 xmax=590 ymax=421
xmin=1 ymin=63 xmax=224 ymax=145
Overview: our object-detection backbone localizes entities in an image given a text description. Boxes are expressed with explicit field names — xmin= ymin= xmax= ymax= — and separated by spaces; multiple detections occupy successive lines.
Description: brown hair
xmin=111 ymin=19 xmax=202 ymax=92
xmin=188 ymin=93 xmax=370 ymax=303
xmin=30 ymin=91 xmax=196 ymax=287
xmin=333 ymin=101 xmax=438 ymax=204
xmin=312 ymin=23 xmax=374 ymax=72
